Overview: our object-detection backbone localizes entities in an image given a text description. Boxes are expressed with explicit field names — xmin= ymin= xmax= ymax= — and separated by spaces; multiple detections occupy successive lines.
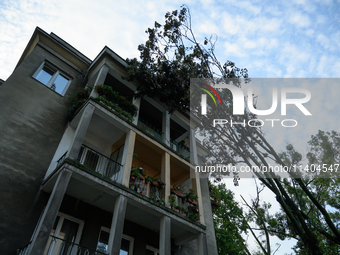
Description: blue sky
xmin=1 ymin=0 xmax=340 ymax=253
xmin=1 ymin=0 xmax=340 ymax=80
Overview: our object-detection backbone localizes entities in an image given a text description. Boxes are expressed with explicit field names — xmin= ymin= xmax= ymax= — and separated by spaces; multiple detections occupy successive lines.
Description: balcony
xmin=169 ymin=139 xmax=190 ymax=161
xmin=137 ymin=118 xmax=163 ymax=143
xmin=17 ymin=236 xmax=106 ymax=255
xmin=54 ymin=145 xmax=123 ymax=183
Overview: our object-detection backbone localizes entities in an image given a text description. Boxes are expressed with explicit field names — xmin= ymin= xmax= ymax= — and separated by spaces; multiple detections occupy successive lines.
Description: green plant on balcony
xmin=67 ymin=87 xmax=91 ymax=118
xmin=95 ymin=85 xmax=138 ymax=121
xmin=188 ymin=212 xmax=200 ymax=222
xmin=171 ymin=185 xmax=186 ymax=198
xmin=150 ymin=178 xmax=165 ymax=191
xmin=175 ymin=205 xmax=188 ymax=216
xmin=169 ymin=194 xmax=177 ymax=208
xmin=186 ymin=188 xmax=198 ymax=205
xmin=130 ymin=167 xmax=147 ymax=181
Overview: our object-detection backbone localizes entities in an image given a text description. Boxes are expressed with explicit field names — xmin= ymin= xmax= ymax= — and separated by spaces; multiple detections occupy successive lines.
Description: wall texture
xmin=0 ymin=44 xmax=85 ymax=255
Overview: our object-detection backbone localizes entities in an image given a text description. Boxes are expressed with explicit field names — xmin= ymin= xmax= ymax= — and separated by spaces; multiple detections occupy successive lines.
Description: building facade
xmin=0 ymin=27 xmax=217 ymax=255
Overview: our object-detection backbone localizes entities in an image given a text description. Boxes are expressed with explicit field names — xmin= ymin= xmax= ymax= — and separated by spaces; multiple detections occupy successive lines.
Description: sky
xmin=1 ymin=0 xmax=340 ymax=254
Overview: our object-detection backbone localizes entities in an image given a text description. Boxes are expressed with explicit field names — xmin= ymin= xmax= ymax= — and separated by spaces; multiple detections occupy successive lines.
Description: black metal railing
xmin=45 ymin=235 xmax=106 ymax=255
xmin=56 ymin=151 xmax=68 ymax=168
xmin=77 ymin=145 xmax=123 ymax=182
xmin=17 ymin=241 xmax=31 ymax=255
xmin=137 ymin=118 xmax=163 ymax=143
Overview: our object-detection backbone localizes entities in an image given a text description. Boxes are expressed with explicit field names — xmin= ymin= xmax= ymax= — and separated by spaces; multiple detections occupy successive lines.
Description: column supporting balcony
xmin=90 ymin=64 xmax=109 ymax=98
xmin=121 ymin=130 xmax=137 ymax=187
xmin=67 ymin=103 xmax=95 ymax=160
xmin=161 ymin=152 xmax=171 ymax=206
xmin=159 ymin=216 xmax=171 ymax=255
xmin=108 ymin=195 xmax=128 ymax=255
xmin=27 ymin=170 xmax=72 ymax=255
xmin=162 ymin=110 xmax=170 ymax=146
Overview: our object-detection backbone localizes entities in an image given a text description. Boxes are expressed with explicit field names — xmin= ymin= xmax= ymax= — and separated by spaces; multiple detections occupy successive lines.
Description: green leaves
xmin=209 ymin=182 xmax=250 ymax=255
xmin=124 ymin=5 xmax=247 ymax=113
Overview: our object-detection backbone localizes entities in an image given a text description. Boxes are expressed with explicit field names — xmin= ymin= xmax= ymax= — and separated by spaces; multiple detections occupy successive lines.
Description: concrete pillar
xmin=132 ymin=97 xmax=141 ymax=125
xmin=161 ymin=152 xmax=171 ymax=206
xmin=162 ymin=111 xmax=170 ymax=146
xmin=192 ymin=171 xmax=205 ymax=225
xmin=90 ymin=64 xmax=109 ymax=98
xmin=197 ymin=233 xmax=208 ymax=255
xmin=67 ymin=103 xmax=95 ymax=160
xmin=159 ymin=216 xmax=171 ymax=255
xmin=121 ymin=130 xmax=136 ymax=187
xmin=189 ymin=128 xmax=205 ymax=224
xmin=28 ymin=170 xmax=72 ymax=255
xmin=107 ymin=195 xmax=128 ymax=255
xmin=189 ymin=128 xmax=198 ymax=165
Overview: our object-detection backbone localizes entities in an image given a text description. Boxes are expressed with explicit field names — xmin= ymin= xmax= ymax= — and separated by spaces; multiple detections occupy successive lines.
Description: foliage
xmin=272 ymin=131 xmax=340 ymax=254
xmin=124 ymin=5 xmax=247 ymax=113
xmin=209 ymin=182 xmax=250 ymax=255
xmin=95 ymin=85 xmax=138 ymax=121
xmin=186 ymin=188 xmax=198 ymax=201
xmin=125 ymin=4 xmax=340 ymax=254
xmin=67 ymin=87 xmax=91 ymax=118
xmin=130 ymin=167 xmax=146 ymax=179
xmin=169 ymin=194 xmax=177 ymax=207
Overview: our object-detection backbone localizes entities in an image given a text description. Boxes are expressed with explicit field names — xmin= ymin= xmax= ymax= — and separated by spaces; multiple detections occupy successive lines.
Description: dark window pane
xmin=120 ymin=238 xmax=130 ymax=254
xmin=97 ymin=230 xmax=109 ymax=253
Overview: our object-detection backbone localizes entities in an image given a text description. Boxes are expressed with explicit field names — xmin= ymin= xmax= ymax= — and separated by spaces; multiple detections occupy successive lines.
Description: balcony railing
xmin=170 ymin=139 xmax=190 ymax=160
xmin=137 ymin=118 xmax=163 ymax=143
xmin=17 ymin=242 xmax=31 ymax=255
xmin=44 ymin=235 xmax=106 ymax=255
xmin=77 ymin=145 xmax=123 ymax=182
xmin=130 ymin=179 xmax=162 ymax=200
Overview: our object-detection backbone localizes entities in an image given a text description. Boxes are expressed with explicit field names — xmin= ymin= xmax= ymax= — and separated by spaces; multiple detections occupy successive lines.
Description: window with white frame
xmin=33 ymin=62 xmax=71 ymax=95
xmin=96 ymin=227 xmax=134 ymax=255
xmin=146 ymin=245 xmax=159 ymax=255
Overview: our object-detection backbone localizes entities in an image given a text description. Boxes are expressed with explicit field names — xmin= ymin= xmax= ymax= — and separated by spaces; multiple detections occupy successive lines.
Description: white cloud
xmin=289 ymin=12 xmax=311 ymax=27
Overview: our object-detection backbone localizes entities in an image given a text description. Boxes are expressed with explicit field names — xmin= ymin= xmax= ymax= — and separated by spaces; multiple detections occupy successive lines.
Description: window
xmin=43 ymin=213 xmax=84 ymax=255
xmin=96 ymin=227 xmax=134 ymax=255
xmin=33 ymin=62 xmax=71 ymax=95
xmin=146 ymin=245 xmax=159 ymax=255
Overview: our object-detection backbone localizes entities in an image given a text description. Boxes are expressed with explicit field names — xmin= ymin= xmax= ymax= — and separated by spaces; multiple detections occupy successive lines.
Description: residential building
xmin=0 ymin=27 xmax=217 ymax=255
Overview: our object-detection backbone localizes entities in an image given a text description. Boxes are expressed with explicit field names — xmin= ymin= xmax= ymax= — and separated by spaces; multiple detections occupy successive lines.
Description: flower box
xmin=188 ymin=198 xmax=197 ymax=205
xmin=173 ymin=189 xmax=184 ymax=198
xmin=179 ymin=211 xmax=187 ymax=216
xmin=151 ymin=181 xmax=160 ymax=187
xmin=171 ymin=206 xmax=180 ymax=213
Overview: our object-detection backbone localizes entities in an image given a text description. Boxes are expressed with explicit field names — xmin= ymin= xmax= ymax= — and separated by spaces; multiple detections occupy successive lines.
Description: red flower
xmin=134 ymin=182 xmax=137 ymax=185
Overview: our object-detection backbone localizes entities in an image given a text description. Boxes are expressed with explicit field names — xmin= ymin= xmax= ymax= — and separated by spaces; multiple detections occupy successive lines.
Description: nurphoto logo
xmin=198 ymin=81 xmax=312 ymax=128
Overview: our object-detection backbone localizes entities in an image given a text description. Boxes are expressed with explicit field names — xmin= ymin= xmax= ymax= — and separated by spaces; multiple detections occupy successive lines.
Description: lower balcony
xmin=17 ymin=236 xmax=106 ymax=255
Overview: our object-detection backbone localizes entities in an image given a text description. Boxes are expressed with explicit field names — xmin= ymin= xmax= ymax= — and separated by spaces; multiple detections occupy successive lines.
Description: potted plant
xmin=151 ymin=178 xmax=160 ymax=187
xmin=158 ymin=180 xmax=165 ymax=191
xmin=180 ymin=206 xmax=188 ymax=216
xmin=186 ymin=188 xmax=198 ymax=205
xmin=171 ymin=185 xmax=185 ymax=198
xmin=169 ymin=194 xmax=177 ymax=210
xmin=188 ymin=212 xmax=200 ymax=222
xmin=129 ymin=182 xmax=136 ymax=190
xmin=130 ymin=168 xmax=140 ymax=180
